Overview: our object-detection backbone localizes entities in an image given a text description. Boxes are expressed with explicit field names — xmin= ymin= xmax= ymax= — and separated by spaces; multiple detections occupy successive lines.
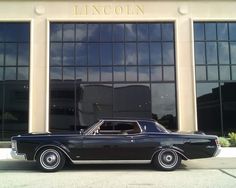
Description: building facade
xmin=0 ymin=0 xmax=236 ymax=141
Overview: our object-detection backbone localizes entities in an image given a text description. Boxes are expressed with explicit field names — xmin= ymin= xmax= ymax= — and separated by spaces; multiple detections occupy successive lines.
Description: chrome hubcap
xmin=158 ymin=149 xmax=178 ymax=169
xmin=40 ymin=149 xmax=61 ymax=170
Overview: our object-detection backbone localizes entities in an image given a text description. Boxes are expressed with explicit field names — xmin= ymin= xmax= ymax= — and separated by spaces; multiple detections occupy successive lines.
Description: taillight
xmin=215 ymin=138 xmax=220 ymax=147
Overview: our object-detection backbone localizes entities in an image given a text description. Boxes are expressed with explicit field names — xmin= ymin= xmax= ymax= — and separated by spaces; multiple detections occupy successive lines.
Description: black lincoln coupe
xmin=11 ymin=119 xmax=220 ymax=172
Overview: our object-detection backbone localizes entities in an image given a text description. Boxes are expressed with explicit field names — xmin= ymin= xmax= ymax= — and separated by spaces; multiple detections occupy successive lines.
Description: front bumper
xmin=10 ymin=150 xmax=26 ymax=160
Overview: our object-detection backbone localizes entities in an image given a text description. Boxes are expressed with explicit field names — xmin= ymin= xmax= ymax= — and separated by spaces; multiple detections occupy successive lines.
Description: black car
xmin=11 ymin=119 xmax=220 ymax=172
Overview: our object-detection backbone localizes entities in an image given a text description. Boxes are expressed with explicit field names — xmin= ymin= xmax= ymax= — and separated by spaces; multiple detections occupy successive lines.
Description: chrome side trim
xmin=151 ymin=148 xmax=189 ymax=161
xmin=33 ymin=144 xmax=73 ymax=162
xmin=11 ymin=150 xmax=26 ymax=160
xmin=71 ymin=160 xmax=151 ymax=164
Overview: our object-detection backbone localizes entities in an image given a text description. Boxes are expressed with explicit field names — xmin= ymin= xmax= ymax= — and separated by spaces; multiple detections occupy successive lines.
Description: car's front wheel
xmin=152 ymin=149 xmax=181 ymax=171
xmin=36 ymin=148 xmax=65 ymax=172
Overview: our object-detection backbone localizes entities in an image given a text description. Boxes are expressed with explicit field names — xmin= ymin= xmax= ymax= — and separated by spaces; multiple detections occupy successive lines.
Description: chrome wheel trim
xmin=39 ymin=149 xmax=61 ymax=170
xmin=157 ymin=149 xmax=178 ymax=169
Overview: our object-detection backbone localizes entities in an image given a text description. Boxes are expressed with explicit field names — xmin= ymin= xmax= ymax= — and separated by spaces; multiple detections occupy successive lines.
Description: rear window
xmin=139 ymin=121 xmax=168 ymax=133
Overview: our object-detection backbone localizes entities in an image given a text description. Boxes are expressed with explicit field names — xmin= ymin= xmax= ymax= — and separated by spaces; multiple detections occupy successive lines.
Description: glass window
xmin=196 ymin=83 xmax=221 ymax=134
xmin=138 ymin=66 xmax=150 ymax=81
xmin=63 ymin=67 xmax=75 ymax=80
xmin=76 ymin=43 xmax=87 ymax=66
xmin=63 ymin=43 xmax=74 ymax=66
xmin=229 ymin=23 xmax=236 ymax=40
xmin=50 ymin=22 xmax=176 ymax=132
xmin=163 ymin=42 xmax=174 ymax=65
xmin=196 ymin=66 xmax=206 ymax=81
xmin=113 ymin=43 xmax=124 ymax=65
xmin=88 ymin=67 xmax=100 ymax=81
xmin=101 ymin=67 xmax=112 ymax=81
xmin=151 ymin=83 xmax=176 ymax=130
xmin=63 ymin=24 xmax=75 ymax=41
xmin=88 ymin=43 xmax=99 ymax=65
xmin=220 ymin=66 xmax=231 ymax=80
xmin=207 ymin=66 xmax=218 ymax=80
xmin=100 ymin=43 xmax=112 ymax=65
xmin=100 ymin=24 xmax=112 ymax=42
xmin=217 ymin=23 xmax=228 ymax=41
xmin=162 ymin=23 xmax=173 ymax=41
xmin=113 ymin=66 xmax=125 ymax=81
xmin=18 ymin=67 xmax=28 ymax=80
xmin=50 ymin=67 xmax=62 ymax=80
xmin=113 ymin=24 xmax=124 ymax=41
xmin=76 ymin=24 xmax=87 ymax=41
xmin=125 ymin=43 xmax=137 ymax=65
xmin=50 ymin=24 xmax=62 ymax=41
xmin=137 ymin=24 xmax=149 ymax=41
xmin=0 ymin=22 xmax=30 ymax=140
xmin=125 ymin=24 xmax=137 ymax=41
xmin=205 ymin=23 xmax=216 ymax=40
xmin=126 ymin=66 xmax=137 ymax=81
xmin=194 ymin=22 xmax=236 ymax=135
xmin=194 ymin=23 xmax=205 ymax=41
xmin=218 ymin=42 xmax=229 ymax=64
xmin=206 ymin=42 xmax=217 ymax=64
xmin=151 ymin=66 xmax=162 ymax=81
xmin=138 ymin=43 xmax=149 ymax=65
xmin=5 ymin=43 xmax=17 ymax=66
xmin=76 ymin=67 xmax=87 ymax=82
xmin=50 ymin=43 xmax=62 ymax=66
xmin=150 ymin=43 xmax=161 ymax=65
xmin=195 ymin=42 xmax=206 ymax=64
xmin=149 ymin=24 xmax=161 ymax=41
xmin=88 ymin=24 xmax=100 ymax=42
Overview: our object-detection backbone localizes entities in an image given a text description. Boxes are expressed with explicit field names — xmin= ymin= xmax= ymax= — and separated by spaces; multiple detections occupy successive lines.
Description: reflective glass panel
xmin=195 ymin=42 xmax=206 ymax=64
xmin=230 ymin=42 xmax=236 ymax=64
xmin=63 ymin=24 xmax=75 ymax=41
xmin=163 ymin=42 xmax=174 ymax=65
xmin=0 ymin=67 xmax=3 ymax=80
xmin=163 ymin=66 xmax=174 ymax=81
xmin=207 ymin=66 xmax=218 ymax=80
xmin=205 ymin=23 xmax=216 ymax=40
xmin=229 ymin=23 xmax=236 ymax=40
xmin=100 ymin=24 xmax=112 ymax=42
xmin=125 ymin=24 xmax=137 ymax=41
xmin=137 ymin=24 xmax=149 ymax=41
xmin=217 ymin=23 xmax=228 ymax=41
xmin=18 ymin=44 xmax=29 ymax=66
xmin=149 ymin=24 xmax=161 ymax=41
xmin=101 ymin=67 xmax=112 ymax=81
xmin=138 ymin=66 xmax=150 ymax=81
xmin=218 ymin=42 xmax=229 ymax=64
xmin=50 ymin=43 xmax=62 ymax=66
xmin=88 ymin=67 xmax=100 ymax=81
xmin=113 ymin=66 xmax=125 ymax=81
xmin=125 ymin=43 xmax=137 ymax=65
xmin=76 ymin=67 xmax=87 ymax=82
xmin=150 ymin=43 xmax=161 ymax=65
xmin=63 ymin=43 xmax=74 ymax=66
xmin=113 ymin=43 xmax=124 ymax=65
xmin=220 ymin=66 xmax=231 ymax=80
xmin=50 ymin=24 xmax=62 ymax=41
xmin=5 ymin=67 xmax=16 ymax=80
xmin=113 ymin=24 xmax=124 ymax=41
xmin=100 ymin=43 xmax=112 ymax=65
xmin=0 ymin=43 xmax=3 ymax=66
xmin=194 ymin=23 xmax=205 ymax=41
xmin=88 ymin=24 xmax=100 ymax=42
xmin=162 ymin=23 xmax=173 ymax=41
xmin=50 ymin=67 xmax=62 ymax=80
xmin=206 ymin=42 xmax=217 ymax=64
xmin=5 ymin=43 xmax=17 ymax=66
xmin=76 ymin=43 xmax=87 ymax=66
xmin=138 ymin=43 xmax=149 ymax=65
xmin=76 ymin=24 xmax=87 ymax=41
xmin=18 ymin=67 xmax=28 ymax=80
xmin=63 ymin=67 xmax=75 ymax=80
xmin=151 ymin=83 xmax=176 ymax=130
xmin=126 ymin=66 xmax=137 ymax=81
xmin=151 ymin=66 xmax=162 ymax=81
xmin=88 ymin=43 xmax=99 ymax=65
xmin=196 ymin=66 xmax=206 ymax=81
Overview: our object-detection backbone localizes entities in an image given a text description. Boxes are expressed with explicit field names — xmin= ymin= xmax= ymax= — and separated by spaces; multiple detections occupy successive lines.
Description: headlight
xmin=11 ymin=140 xmax=17 ymax=151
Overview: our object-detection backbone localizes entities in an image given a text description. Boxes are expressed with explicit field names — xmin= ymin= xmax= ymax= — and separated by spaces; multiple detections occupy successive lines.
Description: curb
xmin=0 ymin=148 xmax=236 ymax=160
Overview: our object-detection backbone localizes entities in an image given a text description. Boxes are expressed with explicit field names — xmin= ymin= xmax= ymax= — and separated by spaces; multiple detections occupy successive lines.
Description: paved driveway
xmin=0 ymin=158 xmax=236 ymax=188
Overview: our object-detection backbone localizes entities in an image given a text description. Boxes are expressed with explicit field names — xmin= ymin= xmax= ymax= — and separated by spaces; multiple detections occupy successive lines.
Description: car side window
xmin=98 ymin=121 xmax=141 ymax=135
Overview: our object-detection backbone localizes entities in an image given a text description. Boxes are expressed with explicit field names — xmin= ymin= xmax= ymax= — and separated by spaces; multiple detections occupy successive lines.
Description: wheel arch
xmin=34 ymin=144 xmax=73 ymax=162
xmin=151 ymin=147 xmax=188 ymax=161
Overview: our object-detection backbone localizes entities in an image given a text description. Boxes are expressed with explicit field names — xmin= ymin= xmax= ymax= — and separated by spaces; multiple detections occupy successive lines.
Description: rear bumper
xmin=10 ymin=150 xmax=26 ymax=160
xmin=213 ymin=147 xmax=221 ymax=157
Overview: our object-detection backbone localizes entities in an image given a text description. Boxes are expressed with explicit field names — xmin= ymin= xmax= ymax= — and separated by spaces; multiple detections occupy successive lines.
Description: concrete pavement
xmin=0 ymin=158 xmax=236 ymax=188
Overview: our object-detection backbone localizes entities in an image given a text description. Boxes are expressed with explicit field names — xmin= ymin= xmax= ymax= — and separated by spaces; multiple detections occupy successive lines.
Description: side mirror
xmin=79 ymin=129 xmax=84 ymax=134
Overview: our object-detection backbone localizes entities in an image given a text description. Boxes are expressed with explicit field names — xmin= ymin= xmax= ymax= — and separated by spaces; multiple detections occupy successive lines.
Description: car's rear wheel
xmin=152 ymin=149 xmax=181 ymax=171
xmin=36 ymin=148 xmax=65 ymax=172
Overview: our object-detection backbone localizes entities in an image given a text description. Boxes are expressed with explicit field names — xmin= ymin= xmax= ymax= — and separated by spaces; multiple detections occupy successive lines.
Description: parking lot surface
xmin=0 ymin=158 xmax=236 ymax=188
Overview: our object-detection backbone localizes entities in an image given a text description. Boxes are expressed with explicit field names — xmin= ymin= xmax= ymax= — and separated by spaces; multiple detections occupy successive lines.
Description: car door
xmin=79 ymin=134 xmax=132 ymax=160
